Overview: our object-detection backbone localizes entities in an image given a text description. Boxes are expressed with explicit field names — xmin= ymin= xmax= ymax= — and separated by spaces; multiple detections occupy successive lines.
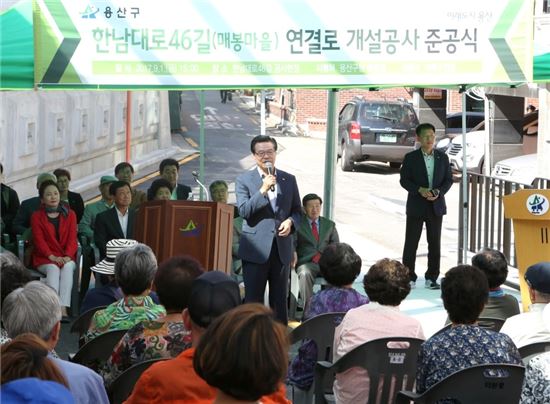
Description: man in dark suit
xmin=0 ymin=163 xmax=20 ymax=240
xmin=400 ymin=123 xmax=453 ymax=289
xmin=236 ymin=135 xmax=302 ymax=324
xmin=151 ymin=158 xmax=192 ymax=201
xmin=293 ymin=193 xmax=339 ymax=307
xmin=94 ymin=181 xmax=136 ymax=260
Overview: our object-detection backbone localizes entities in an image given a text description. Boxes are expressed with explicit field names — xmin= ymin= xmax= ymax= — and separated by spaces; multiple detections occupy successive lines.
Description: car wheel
xmin=389 ymin=162 xmax=401 ymax=169
xmin=341 ymin=143 xmax=354 ymax=172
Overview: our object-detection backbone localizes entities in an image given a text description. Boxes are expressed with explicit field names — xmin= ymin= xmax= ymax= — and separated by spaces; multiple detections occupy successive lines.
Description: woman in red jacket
xmin=31 ymin=180 xmax=77 ymax=317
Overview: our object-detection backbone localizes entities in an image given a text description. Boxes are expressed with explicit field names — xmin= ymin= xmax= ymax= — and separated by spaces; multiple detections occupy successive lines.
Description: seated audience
xmin=472 ymin=248 xmax=520 ymax=319
xmin=0 ymin=162 xmax=20 ymax=241
xmin=0 ymin=251 xmax=31 ymax=345
xmin=1 ymin=378 xmax=74 ymax=404
xmin=333 ymin=258 xmax=425 ymax=403
xmin=147 ymin=178 xmax=173 ymax=201
xmin=31 ymin=180 xmax=77 ymax=318
xmin=12 ymin=172 xmax=57 ymax=236
xmin=416 ymin=265 xmax=522 ymax=394
xmin=209 ymin=180 xmax=242 ymax=277
xmin=288 ymin=242 xmax=369 ymax=391
xmin=445 ymin=248 xmax=520 ymax=325
xmin=114 ymin=162 xmax=147 ymax=210
xmin=520 ymin=304 xmax=550 ymax=404
xmin=85 ymin=243 xmax=165 ymax=342
xmin=94 ymin=181 xmax=136 ymax=259
xmin=194 ymin=303 xmax=289 ymax=403
xmin=80 ymin=239 xmax=161 ymax=314
xmin=78 ymin=175 xmax=118 ymax=297
xmin=126 ymin=271 xmax=289 ymax=404
xmin=500 ymin=262 xmax=550 ymax=347
xmin=53 ymin=168 xmax=84 ymax=223
xmin=2 ymin=281 xmax=109 ymax=403
xmin=154 ymin=158 xmax=192 ymax=200
xmin=1 ymin=333 xmax=67 ymax=386
xmin=102 ymin=255 xmax=203 ymax=386
xmin=78 ymin=175 xmax=117 ymax=244
xmin=294 ymin=193 xmax=339 ymax=307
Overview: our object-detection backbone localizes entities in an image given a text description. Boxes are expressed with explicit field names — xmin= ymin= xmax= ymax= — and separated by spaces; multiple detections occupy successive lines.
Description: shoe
xmin=409 ymin=281 xmax=416 ymax=289
xmin=425 ymin=280 xmax=440 ymax=290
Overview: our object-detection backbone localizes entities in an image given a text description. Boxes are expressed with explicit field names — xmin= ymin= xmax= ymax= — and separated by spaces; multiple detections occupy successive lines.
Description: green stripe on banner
xmin=489 ymin=0 xmax=527 ymax=82
xmin=91 ymin=60 xmax=483 ymax=76
xmin=39 ymin=0 xmax=81 ymax=84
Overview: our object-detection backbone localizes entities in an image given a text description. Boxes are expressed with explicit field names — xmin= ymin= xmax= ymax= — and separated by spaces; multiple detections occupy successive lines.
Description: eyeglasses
xmin=255 ymin=150 xmax=276 ymax=157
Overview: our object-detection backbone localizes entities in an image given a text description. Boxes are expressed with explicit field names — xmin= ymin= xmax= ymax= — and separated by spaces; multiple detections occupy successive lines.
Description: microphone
xmin=191 ymin=171 xmax=210 ymax=201
xmin=264 ymin=162 xmax=275 ymax=192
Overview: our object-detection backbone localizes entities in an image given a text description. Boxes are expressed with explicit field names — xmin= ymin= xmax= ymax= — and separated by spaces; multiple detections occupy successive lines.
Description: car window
xmin=360 ymin=102 xmax=417 ymax=126
xmin=339 ymin=104 xmax=355 ymax=121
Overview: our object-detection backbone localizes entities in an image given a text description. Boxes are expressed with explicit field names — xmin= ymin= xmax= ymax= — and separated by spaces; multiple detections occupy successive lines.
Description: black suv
xmin=337 ymin=98 xmax=419 ymax=171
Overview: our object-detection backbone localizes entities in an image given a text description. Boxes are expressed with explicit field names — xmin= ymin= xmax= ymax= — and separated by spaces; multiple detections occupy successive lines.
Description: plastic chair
xmin=518 ymin=341 xmax=550 ymax=364
xmin=314 ymin=337 xmax=424 ymax=404
xmin=434 ymin=317 xmax=505 ymax=337
xmin=109 ymin=358 xmax=167 ymax=404
xmin=288 ymin=312 xmax=346 ymax=403
xmin=396 ymin=363 xmax=526 ymax=404
xmin=70 ymin=305 xmax=107 ymax=347
xmin=69 ymin=329 xmax=128 ymax=371
xmin=78 ymin=235 xmax=100 ymax=300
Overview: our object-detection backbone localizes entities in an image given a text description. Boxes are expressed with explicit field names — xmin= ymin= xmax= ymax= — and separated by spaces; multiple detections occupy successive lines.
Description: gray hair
xmin=115 ymin=243 xmax=157 ymax=296
xmin=2 ymin=281 xmax=62 ymax=341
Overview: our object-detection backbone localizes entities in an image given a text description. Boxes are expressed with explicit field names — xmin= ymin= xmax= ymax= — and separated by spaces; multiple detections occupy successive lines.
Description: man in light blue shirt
xmin=2 ymin=282 xmax=109 ymax=404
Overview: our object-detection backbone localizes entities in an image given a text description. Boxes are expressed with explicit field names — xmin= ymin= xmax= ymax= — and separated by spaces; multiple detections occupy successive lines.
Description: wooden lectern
xmin=134 ymin=200 xmax=234 ymax=273
xmin=503 ymin=189 xmax=550 ymax=311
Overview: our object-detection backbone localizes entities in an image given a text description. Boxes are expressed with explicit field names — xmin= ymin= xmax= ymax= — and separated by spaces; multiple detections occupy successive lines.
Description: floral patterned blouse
xmin=416 ymin=324 xmax=522 ymax=394
xmin=287 ymin=287 xmax=369 ymax=390
xmin=101 ymin=320 xmax=191 ymax=387
xmin=520 ymin=352 xmax=550 ymax=404
xmin=84 ymin=295 xmax=166 ymax=343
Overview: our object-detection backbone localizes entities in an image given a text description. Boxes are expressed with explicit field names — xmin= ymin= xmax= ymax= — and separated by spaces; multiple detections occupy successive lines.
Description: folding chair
xmin=70 ymin=329 xmax=128 ymax=372
xmin=396 ymin=363 xmax=525 ymax=404
xmin=109 ymin=358 xmax=167 ymax=404
xmin=518 ymin=341 xmax=550 ymax=364
xmin=288 ymin=312 xmax=346 ymax=403
xmin=70 ymin=305 xmax=107 ymax=347
xmin=315 ymin=337 xmax=424 ymax=404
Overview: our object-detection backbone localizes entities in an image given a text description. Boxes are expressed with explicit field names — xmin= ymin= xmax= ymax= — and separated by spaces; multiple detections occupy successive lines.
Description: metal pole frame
xmin=323 ymin=89 xmax=339 ymax=220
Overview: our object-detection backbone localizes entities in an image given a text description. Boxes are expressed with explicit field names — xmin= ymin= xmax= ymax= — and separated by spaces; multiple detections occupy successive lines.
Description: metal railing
xmin=458 ymin=174 xmax=550 ymax=288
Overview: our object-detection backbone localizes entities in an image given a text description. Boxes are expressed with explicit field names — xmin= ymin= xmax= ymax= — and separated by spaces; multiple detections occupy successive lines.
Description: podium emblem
xmin=526 ymin=194 xmax=549 ymax=216
xmin=179 ymin=219 xmax=203 ymax=237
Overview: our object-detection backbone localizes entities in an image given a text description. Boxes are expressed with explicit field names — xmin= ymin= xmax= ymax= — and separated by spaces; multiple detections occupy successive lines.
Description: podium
xmin=503 ymin=189 xmax=550 ymax=311
xmin=134 ymin=200 xmax=234 ymax=273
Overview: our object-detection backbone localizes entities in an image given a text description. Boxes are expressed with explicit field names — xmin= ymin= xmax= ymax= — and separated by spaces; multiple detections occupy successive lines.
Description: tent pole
xmin=461 ymin=91 xmax=469 ymax=264
xmin=323 ymin=88 xmax=339 ymax=221
xmin=125 ymin=91 xmax=132 ymax=162
xmin=260 ymin=90 xmax=266 ymax=135
xmin=199 ymin=90 xmax=206 ymax=200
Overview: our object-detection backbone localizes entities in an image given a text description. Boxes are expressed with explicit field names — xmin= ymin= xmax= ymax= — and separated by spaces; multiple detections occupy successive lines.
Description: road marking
xmin=185 ymin=137 xmax=199 ymax=147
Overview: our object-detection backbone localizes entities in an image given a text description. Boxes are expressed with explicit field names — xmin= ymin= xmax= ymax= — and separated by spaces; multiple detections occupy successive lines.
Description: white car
xmin=491 ymin=154 xmax=540 ymax=185
xmin=445 ymin=130 xmax=486 ymax=174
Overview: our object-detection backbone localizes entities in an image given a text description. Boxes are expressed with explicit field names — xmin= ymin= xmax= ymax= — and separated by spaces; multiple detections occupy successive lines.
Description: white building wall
xmin=0 ymin=90 xmax=174 ymax=200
